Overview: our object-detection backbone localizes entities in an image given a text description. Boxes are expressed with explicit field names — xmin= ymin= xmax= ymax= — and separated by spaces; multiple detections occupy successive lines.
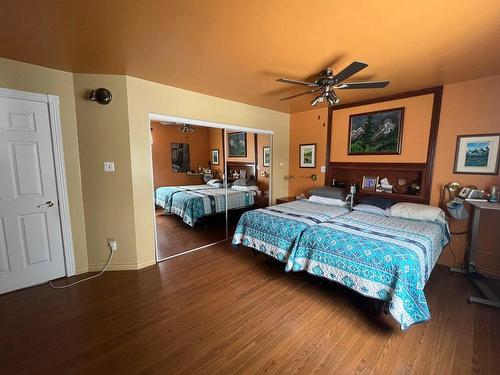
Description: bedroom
xmin=0 ymin=1 xmax=499 ymax=374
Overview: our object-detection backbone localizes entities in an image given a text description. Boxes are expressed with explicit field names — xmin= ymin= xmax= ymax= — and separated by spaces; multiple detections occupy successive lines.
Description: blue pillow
xmin=359 ymin=196 xmax=396 ymax=210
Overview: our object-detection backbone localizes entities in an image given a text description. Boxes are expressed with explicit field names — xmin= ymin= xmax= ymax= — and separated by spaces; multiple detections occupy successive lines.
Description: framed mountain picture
xmin=228 ymin=132 xmax=247 ymax=157
xmin=348 ymin=107 xmax=404 ymax=155
xmin=453 ymin=133 xmax=500 ymax=175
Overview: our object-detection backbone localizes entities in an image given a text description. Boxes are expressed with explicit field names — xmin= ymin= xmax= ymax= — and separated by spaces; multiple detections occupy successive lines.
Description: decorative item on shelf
xmin=348 ymin=107 xmax=404 ymax=155
xmin=394 ymin=177 xmax=408 ymax=193
xmin=361 ymin=176 xmax=379 ymax=191
xmin=408 ymin=182 xmax=421 ymax=195
xmin=296 ymin=193 xmax=306 ymax=200
xmin=260 ymin=170 xmax=269 ymax=178
xmin=453 ymin=133 xmax=500 ymax=175
xmin=489 ymin=186 xmax=498 ymax=203
xmin=299 ymin=143 xmax=316 ymax=168
xmin=376 ymin=177 xmax=393 ymax=193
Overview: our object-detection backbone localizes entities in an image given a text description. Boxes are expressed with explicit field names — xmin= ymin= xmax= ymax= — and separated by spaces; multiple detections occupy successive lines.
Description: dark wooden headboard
xmin=227 ymin=161 xmax=256 ymax=180
xmin=325 ymin=162 xmax=430 ymax=204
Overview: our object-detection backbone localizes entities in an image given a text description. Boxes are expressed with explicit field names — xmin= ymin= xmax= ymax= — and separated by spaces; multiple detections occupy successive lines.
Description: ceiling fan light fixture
xmin=311 ymin=95 xmax=324 ymax=106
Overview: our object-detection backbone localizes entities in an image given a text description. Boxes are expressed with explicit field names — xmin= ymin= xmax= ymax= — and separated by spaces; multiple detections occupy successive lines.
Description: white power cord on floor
xmin=49 ymin=249 xmax=114 ymax=289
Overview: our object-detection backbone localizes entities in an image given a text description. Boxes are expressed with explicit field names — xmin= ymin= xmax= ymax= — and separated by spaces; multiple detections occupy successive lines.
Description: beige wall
xmin=73 ymin=73 xmax=138 ymax=271
xmin=126 ymin=76 xmax=290 ymax=268
xmin=0 ymin=58 xmax=88 ymax=273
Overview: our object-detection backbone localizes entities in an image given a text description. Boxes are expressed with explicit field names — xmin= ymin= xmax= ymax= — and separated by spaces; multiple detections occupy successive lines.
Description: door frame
xmin=148 ymin=112 xmax=273 ymax=263
xmin=0 ymin=87 xmax=76 ymax=276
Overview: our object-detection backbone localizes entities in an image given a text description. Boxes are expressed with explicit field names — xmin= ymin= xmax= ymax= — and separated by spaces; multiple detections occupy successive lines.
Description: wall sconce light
xmin=260 ymin=171 xmax=269 ymax=178
xmin=88 ymin=88 xmax=112 ymax=105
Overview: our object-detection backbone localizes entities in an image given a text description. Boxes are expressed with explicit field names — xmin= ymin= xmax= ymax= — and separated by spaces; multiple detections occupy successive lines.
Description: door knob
xmin=37 ymin=201 xmax=54 ymax=208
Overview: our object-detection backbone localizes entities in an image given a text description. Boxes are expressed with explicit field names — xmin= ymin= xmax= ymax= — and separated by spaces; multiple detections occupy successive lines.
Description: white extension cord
xmin=49 ymin=249 xmax=114 ymax=289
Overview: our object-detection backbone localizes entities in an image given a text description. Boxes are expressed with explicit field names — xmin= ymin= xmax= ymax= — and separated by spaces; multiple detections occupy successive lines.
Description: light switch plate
xmin=320 ymin=166 xmax=326 ymax=173
xmin=104 ymin=162 xmax=115 ymax=172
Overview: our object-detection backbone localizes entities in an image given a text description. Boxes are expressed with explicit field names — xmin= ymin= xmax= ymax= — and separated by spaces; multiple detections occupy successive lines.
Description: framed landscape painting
xmin=211 ymin=149 xmax=219 ymax=165
xmin=228 ymin=132 xmax=247 ymax=157
xmin=348 ymin=107 xmax=404 ymax=155
xmin=299 ymin=143 xmax=316 ymax=168
xmin=453 ymin=133 xmax=500 ymax=175
xmin=263 ymin=146 xmax=271 ymax=167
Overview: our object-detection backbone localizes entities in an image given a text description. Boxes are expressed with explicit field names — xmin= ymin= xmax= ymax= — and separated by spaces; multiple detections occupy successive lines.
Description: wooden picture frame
xmin=263 ymin=146 xmax=271 ymax=167
xmin=453 ymin=133 xmax=500 ymax=175
xmin=211 ymin=149 xmax=220 ymax=165
xmin=348 ymin=107 xmax=404 ymax=155
xmin=228 ymin=132 xmax=247 ymax=157
xmin=361 ymin=175 xmax=379 ymax=191
xmin=299 ymin=143 xmax=316 ymax=168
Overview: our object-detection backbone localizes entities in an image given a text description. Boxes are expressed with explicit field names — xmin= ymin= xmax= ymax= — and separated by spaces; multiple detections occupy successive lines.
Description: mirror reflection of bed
xmin=151 ymin=122 xmax=271 ymax=260
xmin=151 ymin=122 xmax=228 ymax=259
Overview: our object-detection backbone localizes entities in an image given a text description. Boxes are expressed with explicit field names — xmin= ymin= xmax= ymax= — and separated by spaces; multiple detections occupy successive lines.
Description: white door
xmin=0 ymin=95 xmax=66 ymax=294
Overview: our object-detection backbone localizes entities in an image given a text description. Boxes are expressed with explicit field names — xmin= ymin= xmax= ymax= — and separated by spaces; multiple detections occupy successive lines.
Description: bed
xmin=285 ymin=210 xmax=450 ymax=329
xmin=155 ymin=184 xmax=257 ymax=226
xmin=232 ymin=200 xmax=349 ymax=262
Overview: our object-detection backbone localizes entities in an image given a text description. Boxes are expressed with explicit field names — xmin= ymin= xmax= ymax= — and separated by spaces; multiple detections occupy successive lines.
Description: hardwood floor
xmin=155 ymin=208 xmax=226 ymax=258
xmin=1 ymin=241 xmax=499 ymax=374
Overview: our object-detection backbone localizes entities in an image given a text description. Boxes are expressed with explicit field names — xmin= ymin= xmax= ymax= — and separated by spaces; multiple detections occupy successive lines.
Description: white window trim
xmin=0 ymin=87 xmax=76 ymax=276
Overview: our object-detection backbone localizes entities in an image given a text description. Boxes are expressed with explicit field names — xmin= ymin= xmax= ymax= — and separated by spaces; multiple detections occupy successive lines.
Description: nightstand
xmin=276 ymin=196 xmax=296 ymax=205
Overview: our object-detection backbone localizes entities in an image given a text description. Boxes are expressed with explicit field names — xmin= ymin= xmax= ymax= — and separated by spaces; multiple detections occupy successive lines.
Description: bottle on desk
xmin=489 ymin=186 xmax=498 ymax=203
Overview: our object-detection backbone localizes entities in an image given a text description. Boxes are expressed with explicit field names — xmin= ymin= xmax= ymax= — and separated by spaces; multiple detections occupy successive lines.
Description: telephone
xmin=458 ymin=187 xmax=485 ymax=200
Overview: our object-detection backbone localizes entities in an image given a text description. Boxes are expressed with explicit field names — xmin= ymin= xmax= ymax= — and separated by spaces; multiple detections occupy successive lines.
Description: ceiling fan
xmin=277 ymin=61 xmax=389 ymax=106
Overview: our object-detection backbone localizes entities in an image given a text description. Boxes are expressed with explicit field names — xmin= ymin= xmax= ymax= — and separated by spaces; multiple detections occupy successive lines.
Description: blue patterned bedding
xmin=155 ymin=185 xmax=215 ymax=209
xmin=156 ymin=186 xmax=255 ymax=226
xmin=286 ymin=211 xmax=450 ymax=329
xmin=232 ymin=200 xmax=349 ymax=262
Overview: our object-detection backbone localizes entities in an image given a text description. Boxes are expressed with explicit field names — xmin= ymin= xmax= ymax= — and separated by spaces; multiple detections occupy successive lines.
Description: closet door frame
xmin=148 ymin=113 xmax=273 ymax=263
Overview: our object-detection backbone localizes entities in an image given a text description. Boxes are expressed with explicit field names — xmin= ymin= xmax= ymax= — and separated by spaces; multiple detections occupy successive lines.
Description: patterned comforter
xmin=232 ymin=200 xmax=349 ymax=262
xmin=286 ymin=211 xmax=450 ymax=329
xmin=155 ymin=186 xmax=255 ymax=226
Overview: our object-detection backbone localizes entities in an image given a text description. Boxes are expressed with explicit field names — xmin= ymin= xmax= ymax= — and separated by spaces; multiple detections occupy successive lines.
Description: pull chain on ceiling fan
xmin=277 ymin=61 xmax=389 ymax=106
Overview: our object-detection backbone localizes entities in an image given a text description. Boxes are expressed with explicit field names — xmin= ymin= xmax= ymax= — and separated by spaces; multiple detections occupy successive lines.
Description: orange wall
xmin=288 ymin=107 xmax=328 ymax=197
xmin=151 ymin=122 xmax=210 ymax=188
xmin=208 ymin=127 xmax=224 ymax=178
xmin=256 ymin=133 xmax=271 ymax=192
xmin=227 ymin=130 xmax=255 ymax=163
xmin=330 ymin=94 xmax=434 ymax=162
xmin=431 ymin=76 xmax=500 ymax=274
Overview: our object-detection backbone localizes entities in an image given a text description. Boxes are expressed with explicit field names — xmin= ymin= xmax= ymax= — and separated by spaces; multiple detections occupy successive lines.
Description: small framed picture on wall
xmin=211 ymin=149 xmax=220 ymax=165
xmin=299 ymin=144 xmax=316 ymax=168
xmin=263 ymin=146 xmax=271 ymax=167
xmin=453 ymin=133 xmax=500 ymax=175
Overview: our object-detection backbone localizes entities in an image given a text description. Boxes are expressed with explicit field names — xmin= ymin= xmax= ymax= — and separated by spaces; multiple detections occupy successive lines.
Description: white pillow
xmin=231 ymin=185 xmax=261 ymax=195
xmin=353 ymin=203 xmax=390 ymax=217
xmin=390 ymin=202 xmax=446 ymax=223
xmin=308 ymin=195 xmax=347 ymax=207
xmin=207 ymin=179 xmax=222 ymax=187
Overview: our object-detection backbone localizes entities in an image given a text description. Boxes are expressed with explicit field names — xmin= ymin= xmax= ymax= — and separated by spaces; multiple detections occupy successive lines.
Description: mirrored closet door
xmin=152 ymin=122 xmax=227 ymax=260
xmin=225 ymin=130 xmax=272 ymax=236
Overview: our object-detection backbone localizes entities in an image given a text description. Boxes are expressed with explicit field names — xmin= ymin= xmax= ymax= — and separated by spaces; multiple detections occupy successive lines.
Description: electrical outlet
xmin=104 ymin=162 xmax=115 ymax=172
xmin=107 ymin=238 xmax=118 ymax=251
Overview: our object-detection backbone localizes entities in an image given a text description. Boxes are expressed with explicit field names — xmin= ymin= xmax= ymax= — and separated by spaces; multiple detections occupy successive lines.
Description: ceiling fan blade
xmin=279 ymin=88 xmax=322 ymax=101
xmin=277 ymin=78 xmax=319 ymax=87
xmin=333 ymin=61 xmax=368 ymax=83
xmin=335 ymin=81 xmax=390 ymax=89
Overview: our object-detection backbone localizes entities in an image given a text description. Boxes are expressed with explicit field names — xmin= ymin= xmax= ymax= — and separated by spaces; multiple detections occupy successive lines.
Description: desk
xmin=276 ymin=196 xmax=296 ymax=205
xmin=451 ymin=200 xmax=500 ymax=308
